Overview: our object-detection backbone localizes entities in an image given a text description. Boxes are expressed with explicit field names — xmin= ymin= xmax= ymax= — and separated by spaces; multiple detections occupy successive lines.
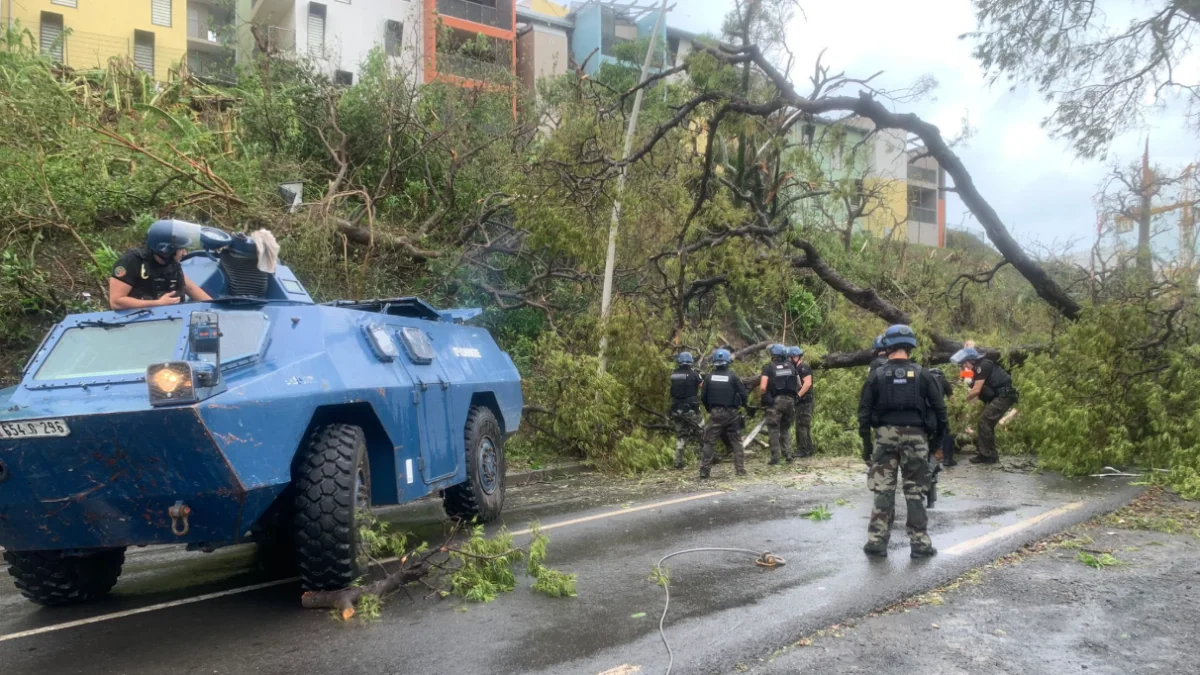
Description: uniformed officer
xmin=868 ymin=335 xmax=888 ymax=372
xmin=668 ymin=352 xmax=704 ymax=469
xmin=110 ymin=220 xmax=212 ymax=310
xmin=858 ymin=325 xmax=947 ymax=558
xmin=789 ymin=346 xmax=815 ymax=458
xmin=759 ymin=344 xmax=798 ymax=465
xmin=928 ymin=367 xmax=957 ymax=466
xmin=699 ymin=348 xmax=748 ymax=479
xmin=950 ymin=346 xmax=1018 ymax=465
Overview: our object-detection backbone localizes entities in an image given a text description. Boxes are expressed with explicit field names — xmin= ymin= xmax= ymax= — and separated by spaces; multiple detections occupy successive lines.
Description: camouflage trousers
xmin=766 ymin=396 xmax=796 ymax=461
xmin=866 ymin=426 xmax=933 ymax=551
xmin=671 ymin=406 xmax=703 ymax=467
xmin=794 ymin=397 xmax=814 ymax=458
xmin=700 ymin=407 xmax=744 ymax=476
xmin=977 ymin=396 xmax=1015 ymax=459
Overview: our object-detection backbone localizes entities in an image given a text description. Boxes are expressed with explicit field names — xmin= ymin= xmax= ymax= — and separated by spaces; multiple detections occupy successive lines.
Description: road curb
xmin=506 ymin=461 xmax=589 ymax=486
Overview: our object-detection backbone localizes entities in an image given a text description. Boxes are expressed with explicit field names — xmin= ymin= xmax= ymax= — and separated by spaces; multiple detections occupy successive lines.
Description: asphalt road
xmin=0 ymin=461 xmax=1139 ymax=675
xmin=749 ymin=490 xmax=1200 ymax=675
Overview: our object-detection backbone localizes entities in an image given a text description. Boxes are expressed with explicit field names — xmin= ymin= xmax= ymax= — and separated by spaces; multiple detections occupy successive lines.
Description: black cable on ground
xmin=654 ymin=547 xmax=786 ymax=675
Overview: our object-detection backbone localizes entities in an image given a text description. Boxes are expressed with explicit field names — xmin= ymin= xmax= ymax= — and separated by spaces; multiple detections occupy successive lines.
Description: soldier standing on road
xmin=950 ymin=346 xmax=1018 ymax=465
xmin=868 ymin=335 xmax=888 ymax=372
xmin=759 ymin=344 xmax=798 ymax=465
xmin=699 ymin=349 xmax=748 ymax=479
xmin=669 ymin=352 xmax=704 ymax=470
xmin=789 ymin=346 xmax=815 ymax=458
xmin=858 ymin=325 xmax=947 ymax=558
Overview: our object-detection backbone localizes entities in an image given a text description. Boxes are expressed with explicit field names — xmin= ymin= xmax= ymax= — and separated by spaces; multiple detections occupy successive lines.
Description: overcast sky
xmin=664 ymin=0 xmax=1200 ymax=252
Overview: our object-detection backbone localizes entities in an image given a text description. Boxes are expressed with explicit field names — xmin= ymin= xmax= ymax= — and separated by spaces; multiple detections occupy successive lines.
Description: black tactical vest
xmin=669 ymin=367 xmax=700 ymax=407
xmin=705 ymin=370 xmax=738 ymax=408
xmin=767 ymin=360 xmax=800 ymax=396
xmin=978 ymin=360 xmax=1014 ymax=402
xmin=873 ymin=362 xmax=928 ymax=429
xmin=868 ymin=356 xmax=888 ymax=373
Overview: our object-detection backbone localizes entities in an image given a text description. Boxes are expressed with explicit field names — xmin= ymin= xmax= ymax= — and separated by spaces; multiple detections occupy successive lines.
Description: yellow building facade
xmin=3 ymin=0 xmax=187 ymax=81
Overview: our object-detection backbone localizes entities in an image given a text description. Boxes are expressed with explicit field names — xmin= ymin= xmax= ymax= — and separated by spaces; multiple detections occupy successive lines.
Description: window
xmin=848 ymin=178 xmax=865 ymax=210
xmin=35 ymin=321 xmax=182 ymax=381
xmin=151 ymin=0 xmax=172 ymax=28
xmin=307 ymin=3 xmax=326 ymax=58
xmin=134 ymin=30 xmax=155 ymax=75
xmin=385 ymin=20 xmax=403 ymax=57
xmin=50 ymin=0 xmax=77 ymax=7
xmin=398 ymin=327 xmax=435 ymax=364
xmin=334 ymin=69 xmax=353 ymax=86
xmin=214 ymin=311 xmax=268 ymax=364
xmin=188 ymin=7 xmax=201 ymax=40
xmin=39 ymin=12 xmax=64 ymax=62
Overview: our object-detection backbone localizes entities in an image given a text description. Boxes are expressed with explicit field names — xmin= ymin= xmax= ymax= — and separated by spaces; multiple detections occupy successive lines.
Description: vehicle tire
xmin=3 ymin=548 xmax=126 ymax=606
xmin=443 ymin=406 xmax=505 ymax=523
xmin=293 ymin=424 xmax=371 ymax=592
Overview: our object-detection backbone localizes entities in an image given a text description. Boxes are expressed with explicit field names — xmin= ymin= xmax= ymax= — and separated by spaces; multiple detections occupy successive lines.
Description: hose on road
xmin=654 ymin=547 xmax=786 ymax=675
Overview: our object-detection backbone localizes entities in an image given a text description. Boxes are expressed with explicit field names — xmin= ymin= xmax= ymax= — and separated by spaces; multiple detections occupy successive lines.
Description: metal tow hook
xmin=754 ymin=551 xmax=786 ymax=568
xmin=168 ymin=501 xmax=191 ymax=537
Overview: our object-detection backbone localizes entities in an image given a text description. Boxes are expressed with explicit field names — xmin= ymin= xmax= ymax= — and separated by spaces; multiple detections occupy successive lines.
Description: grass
xmin=801 ymin=504 xmax=833 ymax=521
xmin=1077 ymin=551 xmax=1123 ymax=569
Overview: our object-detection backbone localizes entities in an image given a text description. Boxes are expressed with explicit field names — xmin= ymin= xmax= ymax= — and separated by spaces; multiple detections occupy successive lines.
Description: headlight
xmin=147 ymin=362 xmax=196 ymax=406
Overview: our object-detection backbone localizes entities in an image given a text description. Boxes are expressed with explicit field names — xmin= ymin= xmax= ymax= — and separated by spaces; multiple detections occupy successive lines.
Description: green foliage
xmin=809 ymin=366 xmax=864 ymax=457
xmin=801 ymin=504 xmax=833 ymax=521
xmin=1076 ymin=551 xmax=1122 ymax=570
xmin=450 ymin=523 xmax=576 ymax=602
xmin=1007 ymin=303 xmax=1200 ymax=497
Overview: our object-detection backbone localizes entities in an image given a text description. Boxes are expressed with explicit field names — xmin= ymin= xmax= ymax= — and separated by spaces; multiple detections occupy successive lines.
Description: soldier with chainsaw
xmin=950 ymin=346 xmax=1018 ymax=465
xmin=789 ymin=346 xmax=815 ymax=458
xmin=699 ymin=349 xmax=748 ymax=479
xmin=858 ymin=325 xmax=947 ymax=558
xmin=668 ymin=352 xmax=704 ymax=469
xmin=759 ymin=344 xmax=798 ymax=465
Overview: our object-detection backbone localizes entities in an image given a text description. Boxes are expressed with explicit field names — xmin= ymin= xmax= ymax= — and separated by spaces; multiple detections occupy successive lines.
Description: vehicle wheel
xmin=443 ymin=406 xmax=505 ymax=523
xmin=3 ymin=548 xmax=126 ymax=606
xmin=293 ymin=424 xmax=371 ymax=591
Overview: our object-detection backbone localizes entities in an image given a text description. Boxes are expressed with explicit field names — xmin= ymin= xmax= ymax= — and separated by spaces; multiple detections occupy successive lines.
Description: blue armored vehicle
xmin=0 ymin=222 xmax=522 ymax=605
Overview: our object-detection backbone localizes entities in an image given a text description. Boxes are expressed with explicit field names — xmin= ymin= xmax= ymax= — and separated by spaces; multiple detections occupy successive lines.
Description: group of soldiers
xmin=667 ymin=325 xmax=1018 ymax=559
xmin=668 ymin=344 xmax=814 ymax=480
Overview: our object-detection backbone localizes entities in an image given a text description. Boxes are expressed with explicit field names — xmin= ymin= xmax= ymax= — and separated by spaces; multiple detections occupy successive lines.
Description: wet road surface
xmin=0 ymin=461 xmax=1138 ymax=675
xmin=749 ymin=489 xmax=1200 ymax=675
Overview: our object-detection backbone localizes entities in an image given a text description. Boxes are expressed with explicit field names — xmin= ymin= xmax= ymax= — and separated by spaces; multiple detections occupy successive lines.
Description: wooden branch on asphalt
xmin=301 ymin=556 xmax=433 ymax=618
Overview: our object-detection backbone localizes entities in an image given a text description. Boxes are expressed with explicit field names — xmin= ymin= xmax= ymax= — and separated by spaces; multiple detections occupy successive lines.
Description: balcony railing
xmin=910 ymin=206 xmax=937 ymax=224
xmin=437 ymin=0 xmax=512 ymax=31
xmin=908 ymin=165 xmax=938 ymax=184
xmin=436 ymin=51 xmax=513 ymax=83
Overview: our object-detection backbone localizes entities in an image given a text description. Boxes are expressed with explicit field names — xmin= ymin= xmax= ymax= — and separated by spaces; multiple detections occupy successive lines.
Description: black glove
xmin=860 ymin=431 xmax=873 ymax=464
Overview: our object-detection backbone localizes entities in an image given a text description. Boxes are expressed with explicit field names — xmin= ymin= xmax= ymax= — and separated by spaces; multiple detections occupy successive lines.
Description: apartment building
xmin=798 ymin=117 xmax=947 ymax=247
xmin=3 ymin=0 xmax=188 ymax=81
xmin=422 ymin=0 xmax=516 ymax=87
xmin=249 ymin=0 xmax=424 ymax=84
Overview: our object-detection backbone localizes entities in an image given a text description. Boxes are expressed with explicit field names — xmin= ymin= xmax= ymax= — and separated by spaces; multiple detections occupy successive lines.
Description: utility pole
xmin=596 ymin=0 xmax=668 ymax=375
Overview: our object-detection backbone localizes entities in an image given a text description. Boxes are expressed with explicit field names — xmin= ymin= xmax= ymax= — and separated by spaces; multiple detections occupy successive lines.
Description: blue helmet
xmin=676 ymin=351 xmax=694 ymax=367
xmin=146 ymin=219 xmax=200 ymax=259
xmin=950 ymin=346 xmax=981 ymax=364
xmin=711 ymin=348 xmax=732 ymax=366
xmin=881 ymin=324 xmax=918 ymax=351
xmin=872 ymin=334 xmax=885 ymax=351
xmin=788 ymin=346 xmax=803 ymax=358
xmin=769 ymin=343 xmax=787 ymax=358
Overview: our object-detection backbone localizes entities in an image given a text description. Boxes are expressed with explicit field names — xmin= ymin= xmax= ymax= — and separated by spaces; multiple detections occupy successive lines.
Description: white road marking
xmin=0 ymin=491 xmax=725 ymax=642
xmin=0 ymin=578 xmax=298 ymax=644
xmin=942 ymin=501 xmax=1085 ymax=556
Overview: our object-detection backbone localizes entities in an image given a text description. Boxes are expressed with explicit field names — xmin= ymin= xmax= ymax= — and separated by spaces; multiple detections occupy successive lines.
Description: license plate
xmin=0 ymin=419 xmax=71 ymax=439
